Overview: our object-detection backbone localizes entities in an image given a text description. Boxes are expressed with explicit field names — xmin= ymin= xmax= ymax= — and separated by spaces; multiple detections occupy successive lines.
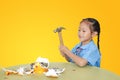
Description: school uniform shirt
xmin=69 ymin=40 xmax=101 ymax=67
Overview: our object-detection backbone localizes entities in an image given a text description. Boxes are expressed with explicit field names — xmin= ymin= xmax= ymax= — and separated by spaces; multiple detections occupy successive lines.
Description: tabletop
xmin=0 ymin=62 xmax=120 ymax=80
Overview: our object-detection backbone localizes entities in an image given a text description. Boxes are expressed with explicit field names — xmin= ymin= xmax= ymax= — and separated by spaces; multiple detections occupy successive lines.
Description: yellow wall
xmin=0 ymin=0 xmax=120 ymax=75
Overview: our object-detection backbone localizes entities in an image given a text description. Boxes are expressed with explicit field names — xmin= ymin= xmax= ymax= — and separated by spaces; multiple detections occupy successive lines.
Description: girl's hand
xmin=59 ymin=45 xmax=69 ymax=54
xmin=59 ymin=45 xmax=70 ymax=62
xmin=59 ymin=49 xmax=66 ymax=57
xmin=59 ymin=45 xmax=66 ymax=57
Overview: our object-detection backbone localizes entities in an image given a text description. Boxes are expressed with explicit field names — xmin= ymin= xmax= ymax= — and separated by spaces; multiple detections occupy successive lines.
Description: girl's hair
xmin=80 ymin=18 xmax=100 ymax=50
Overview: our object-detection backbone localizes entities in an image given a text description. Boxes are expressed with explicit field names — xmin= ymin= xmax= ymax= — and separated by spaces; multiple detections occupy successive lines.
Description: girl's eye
xmin=78 ymin=30 xmax=81 ymax=32
xmin=83 ymin=30 xmax=86 ymax=32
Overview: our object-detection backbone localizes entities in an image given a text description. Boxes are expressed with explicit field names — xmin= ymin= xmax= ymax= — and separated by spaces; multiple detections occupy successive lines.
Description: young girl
xmin=59 ymin=18 xmax=101 ymax=67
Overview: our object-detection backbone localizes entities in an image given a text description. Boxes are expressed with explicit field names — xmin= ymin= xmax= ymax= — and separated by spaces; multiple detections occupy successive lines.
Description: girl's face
xmin=78 ymin=22 xmax=93 ymax=45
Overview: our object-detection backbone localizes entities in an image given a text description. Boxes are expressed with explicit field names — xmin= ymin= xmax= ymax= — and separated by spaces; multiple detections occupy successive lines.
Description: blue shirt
xmin=70 ymin=40 xmax=101 ymax=67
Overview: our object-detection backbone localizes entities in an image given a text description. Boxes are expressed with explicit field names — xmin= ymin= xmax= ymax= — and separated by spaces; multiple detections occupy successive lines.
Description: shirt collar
xmin=79 ymin=40 xmax=94 ymax=49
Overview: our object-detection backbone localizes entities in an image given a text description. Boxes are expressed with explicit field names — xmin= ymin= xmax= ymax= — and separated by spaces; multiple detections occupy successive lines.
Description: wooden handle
xmin=58 ymin=32 xmax=64 ymax=46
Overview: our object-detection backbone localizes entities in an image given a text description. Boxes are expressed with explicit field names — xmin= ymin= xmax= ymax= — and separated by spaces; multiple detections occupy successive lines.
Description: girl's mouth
xmin=79 ymin=35 xmax=82 ymax=38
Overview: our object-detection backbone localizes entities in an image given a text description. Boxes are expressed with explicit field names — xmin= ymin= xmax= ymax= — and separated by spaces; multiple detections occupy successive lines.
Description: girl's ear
xmin=92 ymin=31 xmax=98 ymax=37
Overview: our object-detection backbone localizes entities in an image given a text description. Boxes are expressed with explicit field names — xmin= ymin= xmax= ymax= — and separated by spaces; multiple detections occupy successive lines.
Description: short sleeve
xmin=82 ymin=48 xmax=100 ymax=66
xmin=71 ymin=47 xmax=76 ymax=54
xmin=71 ymin=44 xmax=80 ymax=53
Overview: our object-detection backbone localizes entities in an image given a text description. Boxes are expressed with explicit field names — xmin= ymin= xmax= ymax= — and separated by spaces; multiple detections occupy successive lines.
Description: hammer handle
xmin=58 ymin=32 xmax=64 ymax=46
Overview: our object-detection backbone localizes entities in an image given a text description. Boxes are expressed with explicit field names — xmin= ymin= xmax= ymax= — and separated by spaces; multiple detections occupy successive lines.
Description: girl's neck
xmin=81 ymin=39 xmax=92 ymax=46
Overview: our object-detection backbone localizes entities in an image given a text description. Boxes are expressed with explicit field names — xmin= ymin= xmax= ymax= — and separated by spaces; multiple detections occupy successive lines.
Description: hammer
xmin=54 ymin=27 xmax=65 ymax=46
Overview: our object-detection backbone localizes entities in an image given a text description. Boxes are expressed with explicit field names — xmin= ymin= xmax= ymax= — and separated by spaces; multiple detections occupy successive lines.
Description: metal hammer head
xmin=53 ymin=27 xmax=65 ymax=33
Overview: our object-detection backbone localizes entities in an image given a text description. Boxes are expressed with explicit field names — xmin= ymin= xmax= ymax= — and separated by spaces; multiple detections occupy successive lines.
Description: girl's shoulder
xmin=72 ymin=42 xmax=81 ymax=50
xmin=88 ymin=41 xmax=98 ymax=50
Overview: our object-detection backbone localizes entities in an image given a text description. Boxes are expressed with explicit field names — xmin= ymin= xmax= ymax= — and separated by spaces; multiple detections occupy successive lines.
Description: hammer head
xmin=54 ymin=27 xmax=65 ymax=33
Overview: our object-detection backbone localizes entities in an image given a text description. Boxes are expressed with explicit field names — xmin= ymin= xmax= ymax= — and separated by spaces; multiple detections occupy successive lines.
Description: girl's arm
xmin=59 ymin=45 xmax=88 ymax=67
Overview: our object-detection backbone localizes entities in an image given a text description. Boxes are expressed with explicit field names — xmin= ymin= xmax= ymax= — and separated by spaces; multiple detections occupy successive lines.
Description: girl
xmin=59 ymin=18 xmax=101 ymax=67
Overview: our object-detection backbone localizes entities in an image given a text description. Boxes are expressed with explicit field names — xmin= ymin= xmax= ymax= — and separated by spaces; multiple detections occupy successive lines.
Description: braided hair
xmin=81 ymin=18 xmax=100 ymax=50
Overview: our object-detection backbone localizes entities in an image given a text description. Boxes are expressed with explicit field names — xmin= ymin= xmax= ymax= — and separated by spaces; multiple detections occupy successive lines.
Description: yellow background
xmin=0 ymin=0 xmax=120 ymax=75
